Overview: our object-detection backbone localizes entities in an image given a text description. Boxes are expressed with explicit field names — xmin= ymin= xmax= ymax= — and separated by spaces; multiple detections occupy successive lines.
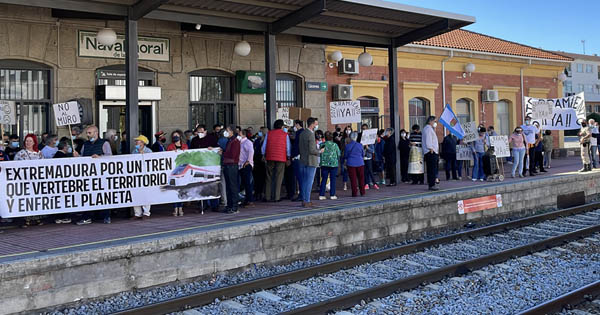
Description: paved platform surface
xmin=0 ymin=156 xmax=591 ymax=263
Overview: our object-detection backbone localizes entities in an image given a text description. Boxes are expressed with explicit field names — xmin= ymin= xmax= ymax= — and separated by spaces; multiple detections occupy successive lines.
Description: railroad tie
xmin=221 ymin=300 xmax=246 ymax=311
xmin=254 ymin=291 xmax=283 ymax=303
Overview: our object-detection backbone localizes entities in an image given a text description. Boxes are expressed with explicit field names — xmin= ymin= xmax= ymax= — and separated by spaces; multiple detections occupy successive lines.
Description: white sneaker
xmin=330 ymin=196 xmax=338 ymax=200
xmin=319 ymin=196 xmax=326 ymax=200
xmin=479 ymin=179 xmax=484 ymax=182
xmin=343 ymin=183 xmax=347 ymax=191
xmin=472 ymin=178 xmax=477 ymax=182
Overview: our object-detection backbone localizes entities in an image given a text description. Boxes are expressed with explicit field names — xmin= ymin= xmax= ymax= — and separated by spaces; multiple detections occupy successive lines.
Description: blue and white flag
xmin=439 ymin=104 xmax=464 ymax=139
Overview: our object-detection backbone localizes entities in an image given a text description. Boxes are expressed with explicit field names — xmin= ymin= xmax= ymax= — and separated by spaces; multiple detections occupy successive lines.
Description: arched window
xmin=496 ymin=100 xmax=511 ymax=135
xmin=455 ymin=98 xmax=473 ymax=126
xmin=189 ymin=69 xmax=235 ymax=129
xmin=408 ymin=97 xmax=429 ymax=128
xmin=0 ymin=59 xmax=52 ymax=140
xmin=358 ymin=96 xmax=379 ymax=129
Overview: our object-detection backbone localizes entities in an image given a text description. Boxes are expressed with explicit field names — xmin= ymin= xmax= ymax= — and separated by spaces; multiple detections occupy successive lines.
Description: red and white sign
xmin=458 ymin=194 xmax=502 ymax=214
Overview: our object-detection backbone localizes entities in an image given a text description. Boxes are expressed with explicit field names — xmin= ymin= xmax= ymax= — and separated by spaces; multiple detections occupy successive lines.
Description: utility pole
xmin=582 ymin=40 xmax=586 ymax=54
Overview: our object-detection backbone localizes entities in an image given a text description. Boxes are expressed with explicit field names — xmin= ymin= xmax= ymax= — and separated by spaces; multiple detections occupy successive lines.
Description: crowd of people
xmin=1 ymin=115 xmax=599 ymax=227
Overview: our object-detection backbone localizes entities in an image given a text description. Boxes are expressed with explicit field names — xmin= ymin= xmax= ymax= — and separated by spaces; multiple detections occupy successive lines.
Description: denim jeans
xmin=340 ymin=156 xmax=349 ymax=182
xmin=472 ymin=152 xmax=485 ymax=180
xmin=543 ymin=150 xmax=552 ymax=168
xmin=240 ymin=164 xmax=254 ymax=203
xmin=292 ymin=159 xmax=302 ymax=199
xmin=364 ymin=159 xmax=375 ymax=185
xmin=299 ymin=162 xmax=316 ymax=202
xmin=319 ymin=166 xmax=337 ymax=197
xmin=223 ymin=164 xmax=239 ymax=210
xmin=591 ymin=145 xmax=598 ymax=168
xmin=511 ymin=148 xmax=526 ymax=176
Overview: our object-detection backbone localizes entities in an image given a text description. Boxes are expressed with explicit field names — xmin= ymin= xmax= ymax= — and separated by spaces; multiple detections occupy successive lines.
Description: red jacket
xmin=265 ymin=129 xmax=287 ymax=162
xmin=223 ymin=137 xmax=241 ymax=165
xmin=167 ymin=143 xmax=188 ymax=151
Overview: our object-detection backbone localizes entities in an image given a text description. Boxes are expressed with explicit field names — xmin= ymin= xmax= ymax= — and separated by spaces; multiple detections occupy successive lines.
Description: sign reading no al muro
xmin=78 ymin=31 xmax=170 ymax=62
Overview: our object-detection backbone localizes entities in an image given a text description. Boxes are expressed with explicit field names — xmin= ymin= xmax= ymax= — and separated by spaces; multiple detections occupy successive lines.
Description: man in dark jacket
xmin=222 ymin=125 xmax=241 ymax=214
xmin=441 ymin=133 xmax=459 ymax=180
xmin=382 ymin=128 xmax=397 ymax=186
xmin=397 ymin=129 xmax=410 ymax=183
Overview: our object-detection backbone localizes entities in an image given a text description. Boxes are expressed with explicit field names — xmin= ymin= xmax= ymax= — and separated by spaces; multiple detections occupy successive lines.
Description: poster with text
xmin=489 ymin=135 xmax=510 ymax=157
xmin=0 ymin=100 xmax=16 ymax=125
xmin=524 ymin=92 xmax=586 ymax=130
xmin=276 ymin=107 xmax=293 ymax=126
xmin=456 ymin=145 xmax=473 ymax=161
xmin=0 ymin=149 xmax=221 ymax=218
xmin=330 ymin=101 xmax=361 ymax=124
xmin=53 ymin=101 xmax=81 ymax=126
xmin=462 ymin=121 xmax=478 ymax=143
xmin=360 ymin=128 xmax=378 ymax=145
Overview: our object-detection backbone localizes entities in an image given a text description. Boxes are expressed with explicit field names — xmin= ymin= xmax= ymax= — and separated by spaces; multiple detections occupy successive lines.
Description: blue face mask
xmin=135 ymin=144 xmax=141 ymax=150
xmin=89 ymin=137 xmax=96 ymax=142
xmin=11 ymin=141 xmax=19 ymax=148
xmin=67 ymin=146 xmax=73 ymax=153
xmin=258 ymin=131 xmax=263 ymax=137
xmin=283 ymin=128 xmax=288 ymax=133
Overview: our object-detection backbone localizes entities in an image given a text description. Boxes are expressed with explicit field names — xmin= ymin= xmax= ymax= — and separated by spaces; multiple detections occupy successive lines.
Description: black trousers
xmin=400 ymin=156 xmax=409 ymax=182
xmin=445 ymin=156 xmax=458 ymax=180
xmin=425 ymin=152 xmax=439 ymax=188
xmin=385 ymin=160 xmax=397 ymax=184
xmin=223 ymin=164 xmax=239 ymax=210
xmin=534 ymin=151 xmax=545 ymax=171
xmin=523 ymin=146 xmax=536 ymax=175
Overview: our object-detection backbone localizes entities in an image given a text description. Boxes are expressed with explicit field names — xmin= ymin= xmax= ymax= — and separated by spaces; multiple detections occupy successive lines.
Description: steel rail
xmin=114 ymin=202 xmax=600 ymax=315
xmin=517 ymin=280 xmax=600 ymax=315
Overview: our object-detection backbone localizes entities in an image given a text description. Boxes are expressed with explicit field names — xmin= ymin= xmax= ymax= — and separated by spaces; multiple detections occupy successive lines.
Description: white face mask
xmin=433 ymin=122 xmax=438 ymax=128
xmin=314 ymin=125 xmax=319 ymax=131
xmin=293 ymin=127 xmax=298 ymax=132
xmin=401 ymin=132 xmax=406 ymax=138
xmin=236 ymin=135 xmax=242 ymax=141
xmin=223 ymin=131 xmax=230 ymax=138
xmin=199 ymin=132 xmax=205 ymax=139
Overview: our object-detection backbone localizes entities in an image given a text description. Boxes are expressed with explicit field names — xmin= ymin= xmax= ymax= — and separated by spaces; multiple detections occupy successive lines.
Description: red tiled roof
xmin=413 ymin=29 xmax=572 ymax=61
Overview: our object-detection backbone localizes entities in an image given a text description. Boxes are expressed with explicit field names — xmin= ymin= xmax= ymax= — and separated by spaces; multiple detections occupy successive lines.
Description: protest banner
xmin=276 ymin=107 xmax=293 ymax=126
xmin=330 ymin=100 xmax=361 ymax=124
xmin=489 ymin=135 xmax=510 ymax=158
xmin=360 ymin=128 xmax=378 ymax=145
xmin=456 ymin=145 xmax=473 ymax=161
xmin=462 ymin=121 xmax=478 ymax=143
xmin=524 ymin=92 xmax=586 ymax=130
xmin=0 ymin=149 xmax=221 ymax=218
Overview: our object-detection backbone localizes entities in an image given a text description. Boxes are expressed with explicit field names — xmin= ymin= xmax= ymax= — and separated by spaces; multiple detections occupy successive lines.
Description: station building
xmin=0 ymin=3 xmax=571 ymax=147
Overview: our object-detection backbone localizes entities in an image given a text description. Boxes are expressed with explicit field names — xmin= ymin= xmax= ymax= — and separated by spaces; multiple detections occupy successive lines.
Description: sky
xmin=392 ymin=0 xmax=600 ymax=56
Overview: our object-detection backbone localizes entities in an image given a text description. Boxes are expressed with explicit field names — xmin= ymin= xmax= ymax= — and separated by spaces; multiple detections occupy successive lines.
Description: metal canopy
xmin=2 ymin=0 xmax=474 ymax=47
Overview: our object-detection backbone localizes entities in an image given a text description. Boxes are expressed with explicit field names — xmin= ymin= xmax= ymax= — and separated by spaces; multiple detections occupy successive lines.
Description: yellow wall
xmin=349 ymin=79 xmax=388 ymax=129
xmin=451 ymin=84 xmax=482 ymax=125
xmin=402 ymin=82 xmax=438 ymax=127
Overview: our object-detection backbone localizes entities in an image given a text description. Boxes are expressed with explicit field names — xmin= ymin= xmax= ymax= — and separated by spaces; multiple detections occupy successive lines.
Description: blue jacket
xmin=374 ymin=138 xmax=385 ymax=162
xmin=343 ymin=140 xmax=365 ymax=167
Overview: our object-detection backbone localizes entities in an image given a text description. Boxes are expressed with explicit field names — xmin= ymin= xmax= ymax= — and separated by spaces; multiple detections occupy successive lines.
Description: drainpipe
xmin=441 ymin=50 xmax=454 ymax=135
xmin=520 ymin=59 xmax=532 ymax=123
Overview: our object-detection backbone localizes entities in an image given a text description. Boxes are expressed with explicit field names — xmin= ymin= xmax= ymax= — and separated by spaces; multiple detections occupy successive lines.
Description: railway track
xmin=114 ymin=202 xmax=600 ymax=315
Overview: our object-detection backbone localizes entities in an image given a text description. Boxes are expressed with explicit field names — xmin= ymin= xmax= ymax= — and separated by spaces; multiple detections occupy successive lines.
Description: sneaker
xmin=226 ymin=209 xmax=239 ymax=214
xmin=104 ymin=218 xmax=111 ymax=224
xmin=364 ymin=184 xmax=370 ymax=190
xmin=319 ymin=196 xmax=326 ymax=200
xmin=479 ymin=179 xmax=484 ymax=182
xmin=472 ymin=178 xmax=477 ymax=182
xmin=511 ymin=174 xmax=515 ymax=178
xmin=373 ymin=184 xmax=380 ymax=190
xmin=519 ymin=174 xmax=524 ymax=178
xmin=76 ymin=219 xmax=92 ymax=225
xmin=330 ymin=196 xmax=338 ymax=200
xmin=343 ymin=183 xmax=348 ymax=191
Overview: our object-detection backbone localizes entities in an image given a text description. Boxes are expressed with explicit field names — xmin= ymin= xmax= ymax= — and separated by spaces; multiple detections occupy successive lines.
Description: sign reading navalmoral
xmin=0 ymin=149 xmax=221 ymax=218
xmin=489 ymin=135 xmax=510 ymax=158
xmin=524 ymin=92 xmax=586 ymax=130
xmin=53 ymin=101 xmax=81 ymax=126
xmin=78 ymin=30 xmax=170 ymax=62
xmin=0 ymin=100 xmax=16 ymax=125
xmin=330 ymin=101 xmax=361 ymax=124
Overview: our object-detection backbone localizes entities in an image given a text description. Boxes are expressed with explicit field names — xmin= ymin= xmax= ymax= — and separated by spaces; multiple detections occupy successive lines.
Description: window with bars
xmin=263 ymin=74 xmax=303 ymax=108
xmin=189 ymin=70 xmax=236 ymax=129
xmin=408 ymin=97 xmax=429 ymax=129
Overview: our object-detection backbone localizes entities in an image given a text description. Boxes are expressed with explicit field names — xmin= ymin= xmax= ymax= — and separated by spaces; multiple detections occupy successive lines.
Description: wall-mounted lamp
xmin=464 ymin=63 xmax=476 ymax=77
xmin=358 ymin=47 xmax=373 ymax=67
xmin=330 ymin=50 xmax=343 ymax=63
xmin=234 ymin=39 xmax=251 ymax=57
xmin=97 ymin=22 xmax=117 ymax=46
xmin=555 ymin=72 xmax=567 ymax=83
xmin=195 ymin=23 xmax=202 ymax=30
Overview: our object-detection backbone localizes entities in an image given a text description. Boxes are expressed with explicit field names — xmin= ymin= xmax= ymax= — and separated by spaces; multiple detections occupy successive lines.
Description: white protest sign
xmin=53 ymin=101 xmax=81 ymax=126
xmin=0 ymin=149 xmax=221 ymax=218
xmin=489 ymin=135 xmax=510 ymax=158
xmin=330 ymin=100 xmax=361 ymax=124
xmin=524 ymin=92 xmax=586 ymax=130
xmin=0 ymin=100 xmax=16 ymax=125
xmin=592 ymin=137 xmax=598 ymax=146
xmin=456 ymin=145 xmax=473 ymax=161
xmin=360 ymin=128 xmax=378 ymax=145
xmin=462 ymin=121 xmax=478 ymax=143
xmin=276 ymin=107 xmax=293 ymax=126
xmin=531 ymin=99 xmax=553 ymax=120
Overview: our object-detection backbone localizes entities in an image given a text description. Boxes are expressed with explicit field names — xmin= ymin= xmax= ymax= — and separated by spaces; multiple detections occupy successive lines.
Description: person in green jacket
xmin=319 ymin=131 xmax=341 ymax=200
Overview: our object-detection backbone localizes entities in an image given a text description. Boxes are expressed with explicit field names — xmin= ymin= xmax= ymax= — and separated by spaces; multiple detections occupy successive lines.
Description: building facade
xmin=556 ymin=52 xmax=600 ymax=114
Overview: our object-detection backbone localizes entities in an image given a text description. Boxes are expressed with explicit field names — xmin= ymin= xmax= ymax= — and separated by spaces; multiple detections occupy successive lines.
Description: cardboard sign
xmin=360 ymin=128 xmax=378 ymax=145
xmin=53 ymin=101 xmax=81 ymax=126
xmin=0 ymin=100 xmax=16 ymax=125
xmin=330 ymin=101 xmax=361 ymax=124
xmin=456 ymin=145 xmax=473 ymax=161
xmin=276 ymin=107 xmax=293 ymax=126
xmin=489 ymin=135 xmax=510 ymax=158
xmin=458 ymin=194 xmax=502 ymax=214
xmin=462 ymin=121 xmax=478 ymax=143
xmin=531 ymin=99 xmax=553 ymax=120
xmin=524 ymin=92 xmax=586 ymax=130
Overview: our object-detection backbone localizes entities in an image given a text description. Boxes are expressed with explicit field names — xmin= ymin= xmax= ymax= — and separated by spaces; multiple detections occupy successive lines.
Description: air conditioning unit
xmin=333 ymin=84 xmax=353 ymax=100
xmin=339 ymin=58 xmax=359 ymax=75
xmin=481 ymin=90 xmax=499 ymax=102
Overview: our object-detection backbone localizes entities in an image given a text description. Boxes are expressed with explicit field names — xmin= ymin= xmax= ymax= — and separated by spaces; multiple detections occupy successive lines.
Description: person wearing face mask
xmin=15 ymin=134 xmax=45 ymax=227
xmin=441 ymin=132 xmax=458 ymax=181
xmin=520 ymin=118 xmax=539 ymax=176
xmin=588 ymin=119 xmax=598 ymax=169
xmin=509 ymin=127 xmax=526 ymax=178
xmin=104 ymin=129 xmax=119 ymax=155
xmin=41 ymin=134 xmax=59 ymax=158
xmin=167 ymin=130 xmax=188 ymax=216
xmin=262 ymin=119 xmax=291 ymax=202
xmin=422 ymin=116 xmax=440 ymax=190
xmin=151 ymin=131 xmax=167 ymax=152
xmin=54 ymin=138 xmax=79 ymax=158
xmin=397 ymin=129 xmax=410 ymax=183
xmin=298 ymin=117 xmax=322 ymax=207
xmin=130 ymin=135 xmax=153 ymax=219
xmin=470 ymin=126 xmax=487 ymax=182
xmin=253 ymin=127 xmax=268 ymax=201
xmin=222 ymin=125 xmax=241 ymax=214
xmin=382 ymin=128 xmax=397 ymax=186
xmin=238 ymin=129 xmax=255 ymax=207
xmin=5 ymin=134 xmax=20 ymax=160
xmin=578 ymin=120 xmax=592 ymax=172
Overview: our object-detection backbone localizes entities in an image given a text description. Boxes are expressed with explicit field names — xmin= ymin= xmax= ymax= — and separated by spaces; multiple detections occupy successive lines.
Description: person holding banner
xmin=129 ymin=135 xmax=153 ymax=219
xmin=509 ymin=127 xmax=527 ymax=178
xmin=5 ymin=134 xmax=20 ymax=160
xmin=521 ymin=118 xmax=539 ymax=177
xmin=533 ymin=133 xmax=547 ymax=173
xmin=167 ymin=130 xmax=188 ymax=216
xmin=578 ymin=120 xmax=592 ymax=172
xmin=422 ymin=116 xmax=440 ymax=191
xmin=40 ymin=134 xmax=58 ymax=158
xmin=15 ymin=134 xmax=44 ymax=227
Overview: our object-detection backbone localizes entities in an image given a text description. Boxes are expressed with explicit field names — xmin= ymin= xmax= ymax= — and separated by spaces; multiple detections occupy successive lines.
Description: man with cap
xmin=151 ymin=131 xmax=167 ymax=152
xmin=131 ymin=134 xmax=153 ymax=219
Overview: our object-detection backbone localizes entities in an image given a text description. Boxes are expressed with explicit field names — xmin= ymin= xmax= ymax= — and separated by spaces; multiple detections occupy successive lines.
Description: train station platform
xmin=2 ymin=156 xmax=600 ymax=313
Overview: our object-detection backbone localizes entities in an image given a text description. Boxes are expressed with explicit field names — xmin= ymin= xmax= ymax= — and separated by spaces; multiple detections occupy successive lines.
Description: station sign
xmin=78 ymin=30 xmax=170 ymax=62
xmin=305 ymin=81 xmax=328 ymax=91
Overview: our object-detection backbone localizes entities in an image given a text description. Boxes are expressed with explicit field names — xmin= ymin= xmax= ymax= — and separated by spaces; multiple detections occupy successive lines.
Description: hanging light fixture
xmin=97 ymin=22 xmax=117 ymax=46
xmin=330 ymin=50 xmax=343 ymax=62
xmin=358 ymin=47 xmax=373 ymax=67
xmin=234 ymin=38 xmax=251 ymax=57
